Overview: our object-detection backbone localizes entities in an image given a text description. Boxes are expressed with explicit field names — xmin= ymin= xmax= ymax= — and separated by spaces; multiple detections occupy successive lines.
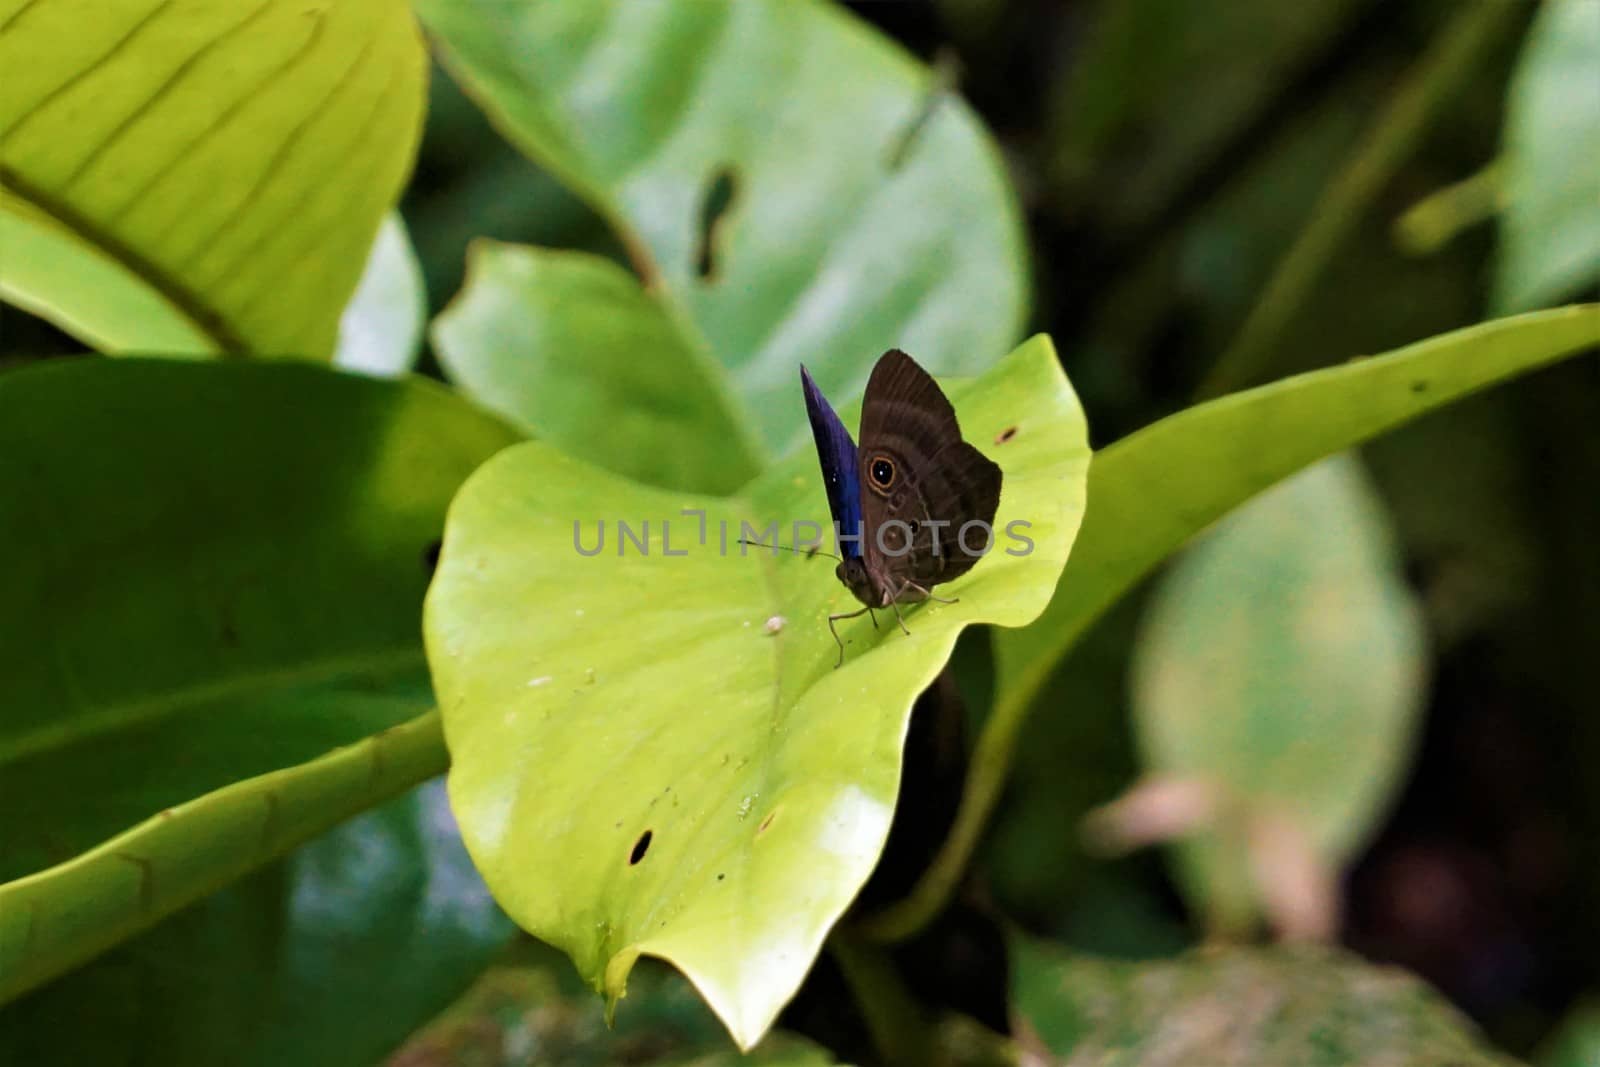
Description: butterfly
xmin=800 ymin=349 xmax=1002 ymax=665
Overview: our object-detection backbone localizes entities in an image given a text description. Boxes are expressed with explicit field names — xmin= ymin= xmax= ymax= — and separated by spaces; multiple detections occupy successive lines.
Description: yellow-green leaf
xmin=0 ymin=0 xmax=426 ymax=355
xmin=425 ymin=336 xmax=1088 ymax=1049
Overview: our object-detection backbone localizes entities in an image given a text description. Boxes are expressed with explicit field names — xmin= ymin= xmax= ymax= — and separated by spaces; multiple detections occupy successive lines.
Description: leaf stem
xmin=827 ymin=931 xmax=932 ymax=1067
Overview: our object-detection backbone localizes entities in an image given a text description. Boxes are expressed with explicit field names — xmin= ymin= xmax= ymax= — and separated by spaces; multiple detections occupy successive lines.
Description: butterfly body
xmin=801 ymin=350 xmax=1002 ymax=662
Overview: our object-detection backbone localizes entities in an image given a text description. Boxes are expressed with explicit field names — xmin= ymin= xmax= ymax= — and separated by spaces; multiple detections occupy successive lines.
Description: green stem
xmin=1197 ymin=1 xmax=1521 ymax=399
xmin=827 ymin=931 xmax=932 ymax=1066
xmin=1393 ymin=157 xmax=1505 ymax=256
xmin=855 ymin=661 xmax=1041 ymax=943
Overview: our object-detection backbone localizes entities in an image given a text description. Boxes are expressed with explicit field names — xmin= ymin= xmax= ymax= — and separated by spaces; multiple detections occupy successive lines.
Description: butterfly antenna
xmin=736 ymin=537 xmax=841 ymax=562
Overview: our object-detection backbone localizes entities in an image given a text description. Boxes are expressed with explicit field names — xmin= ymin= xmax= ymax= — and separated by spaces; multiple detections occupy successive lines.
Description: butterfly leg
xmin=868 ymin=607 xmax=879 ymax=629
xmin=888 ymin=597 xmax=912 ymax=636
xmin=905 ymin=580 xmax=958 ymax=605
xmin=827 ymin=605 xmax=873 ymax=668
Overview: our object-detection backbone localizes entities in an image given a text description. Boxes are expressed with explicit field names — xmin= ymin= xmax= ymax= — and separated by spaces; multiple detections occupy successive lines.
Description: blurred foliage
xmin=337 ymin=213 xmax=428 ymax=378
xmin=1495 ymin=0 xmax=1600 ymax=312
xmin=1129 ymin=455 xmax=1426 ymax=937
xmin=388 ymin=951 xmax=837 ymax=1067
xmin=1536 ymin=998 xmax=1600 ymax=1067
xmin=1010 ymin=935 xmax=1520 ymax=1066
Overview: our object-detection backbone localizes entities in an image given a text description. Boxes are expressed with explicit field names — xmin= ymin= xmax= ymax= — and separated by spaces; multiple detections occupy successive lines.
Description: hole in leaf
xmin=995 ymin=425 xmax=1018 ymax=444
xmin=694 ymin=165 xmax=739 ymax=281
xmin=630 ymin=830 xmax=653 ymax=865
xmin=422 ymin=538 xmax=443 ymax=574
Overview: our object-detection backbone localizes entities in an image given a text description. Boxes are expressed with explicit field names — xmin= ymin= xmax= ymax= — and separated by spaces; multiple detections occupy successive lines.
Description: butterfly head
xmin=835 ymin=555 xmax=883 ymax=608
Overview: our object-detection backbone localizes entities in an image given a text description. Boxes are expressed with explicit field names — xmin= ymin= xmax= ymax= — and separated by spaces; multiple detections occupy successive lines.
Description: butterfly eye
xmin=870 ymin=456 xmax=896 ymax=488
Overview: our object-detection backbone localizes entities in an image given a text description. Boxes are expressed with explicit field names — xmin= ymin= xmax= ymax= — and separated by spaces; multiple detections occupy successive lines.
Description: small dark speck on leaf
xmin=995 ymin=426 xmax=1018 ymax=444
xmin=1411 ymin=380 xmax=1428 ymax=394
xmin=630 ymin=829 xmax=653 ymax=865
xmin=758 ymin=811 xmax=776 ymax=834
xmin=422 ymin=538 xmax=443 ymax=573
xmin=717 ymin=873 xmax=725 ymax=881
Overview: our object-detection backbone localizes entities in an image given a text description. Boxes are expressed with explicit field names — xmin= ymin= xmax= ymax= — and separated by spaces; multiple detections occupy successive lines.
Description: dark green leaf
xmin=0 ymin=780 xmax=514 ymax=1067
xmin=0 ymin=358 xmax=519 ymax=1002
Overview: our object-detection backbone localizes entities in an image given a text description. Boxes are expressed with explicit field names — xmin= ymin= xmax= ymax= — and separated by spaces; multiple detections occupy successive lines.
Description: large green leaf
xmin=417 ymin=0 xmax=1027 ymax=457
xmin=0 ymin=358 xmax=520 ymax=1003
xmin=425 ymin=336 xmax=1088 ymax=1049
xmin=1011 ymin=936 xmax=1518 ymax=1066
xmin=0 ymin=0 xmax=426 ymax=355
xmin=1495 ymin=0 xmax=1600 ymax=313
xmin=1 ymin=780 xmax=515 ymax=1067
xmin=1129 ymin=454 xmax=1427 ymax=934
xmin=863 ymin=304 xmax=1600 ymax=940
xmin=433 ymin=242 xmax=763 ymax=494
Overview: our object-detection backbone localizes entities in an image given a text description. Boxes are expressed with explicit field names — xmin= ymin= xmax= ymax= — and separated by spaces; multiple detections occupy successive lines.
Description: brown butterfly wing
xmin=856 ymin=350 xmax=1002 ymax=600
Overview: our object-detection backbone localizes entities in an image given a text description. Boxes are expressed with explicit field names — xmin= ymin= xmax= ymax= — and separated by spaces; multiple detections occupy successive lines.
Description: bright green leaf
xmin=865 ymin=305 xmax=1600 ymax=942
xmin=1495 ymin=0 xmax=1600 ymax=313
xmin=336 ymin=212 xmax=427 ymax=378
xmin=417 ymin=0 xmax=1028 ymax=456
xmin=0 ymin=780 xmax=515 ymax=1066
xmin=0 ymin=0 xmax=426 ymax=355
xmin=1011 ymin=935 xmax=1518 ymax=1066
xmin=0 ymin=358 xmax=520 ymax=1003
xmin=1130 ymin=455 xmax=1426 ymax=933
xmin=425 ymin=336 xmax=1088 ymax=1049
xmin=433 ymin=241 xmax=764 ymax=494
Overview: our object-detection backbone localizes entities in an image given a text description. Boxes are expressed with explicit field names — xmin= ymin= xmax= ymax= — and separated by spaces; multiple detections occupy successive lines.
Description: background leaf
xmin=1495 ymin=0 xmax=1600 ymax=313
xmin=336 ymin=213 xmax=427 ymax=378
xmin=0 ymin=358 xmax=519 ymax=1002
xmin=391 ymin=951 xmax=839 ymax=1067
xmin=1 ymin=780 xmax=514 ymax=1067
xmin=425 ymin=337 xmax=1087 ymax=1049
xmin=1046 ymin=0 xmax=1373 ymax=230
xmin=867 ymin=305 xmax=1600 ymax=942
xmin=1011 ymin=935 xmax=1518 ymax=1066
xmin=997 ymin=306 xmax=1598 ymax=731
xmin=433 ymin=241 xmax=762 ymax=494
xmin=416 ymin=0 xmax=1028 ymax=458
xmin=1129 ymin=454 xmax=1427 ymax=933
xmin=0 ymin=0 xmax=426 ymax=355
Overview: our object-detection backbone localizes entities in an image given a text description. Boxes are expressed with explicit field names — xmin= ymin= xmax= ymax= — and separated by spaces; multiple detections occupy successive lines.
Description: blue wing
xmin=800 ymin=365 xmax=863 ymax=559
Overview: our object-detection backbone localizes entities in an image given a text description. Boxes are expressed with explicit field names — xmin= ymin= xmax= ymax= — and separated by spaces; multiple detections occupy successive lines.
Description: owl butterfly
xmin=801 ymin=349 xmax=1002 ymax=665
